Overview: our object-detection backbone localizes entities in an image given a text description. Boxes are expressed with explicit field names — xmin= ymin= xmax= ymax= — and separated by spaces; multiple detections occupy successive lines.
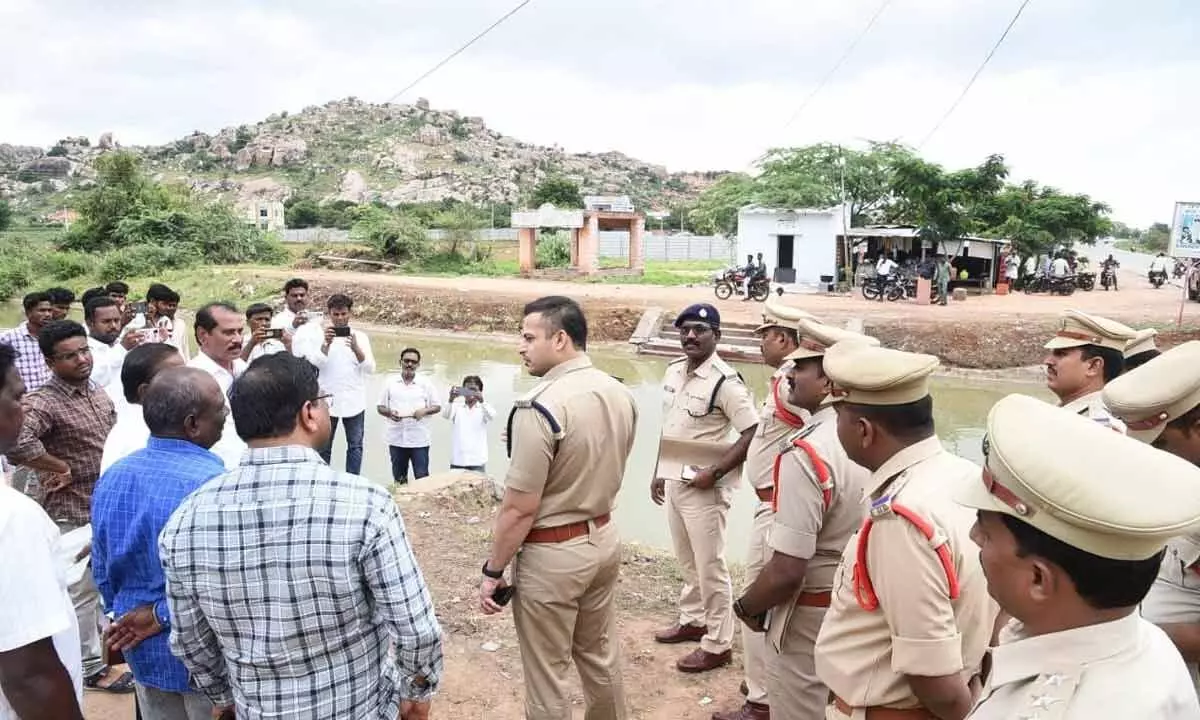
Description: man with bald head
xmin=91 ymin=366 xmax=227 ymax=720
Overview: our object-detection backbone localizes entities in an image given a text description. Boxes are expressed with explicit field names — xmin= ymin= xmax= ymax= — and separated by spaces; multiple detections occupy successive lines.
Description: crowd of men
xmin=4 ymin=277 xmax=1200 ymax=720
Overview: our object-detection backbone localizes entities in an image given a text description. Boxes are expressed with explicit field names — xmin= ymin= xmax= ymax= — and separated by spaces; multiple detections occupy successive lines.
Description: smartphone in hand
xmin=492 ymin=586 xmax=515 ymax=606
xmin=333 ymin=326 xmax=352 ymax=337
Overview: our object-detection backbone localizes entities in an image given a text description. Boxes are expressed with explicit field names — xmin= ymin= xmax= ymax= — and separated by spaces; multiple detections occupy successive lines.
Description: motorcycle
xmin=1149 ymin=269 xmax=1167 ymax=289
xmin=713 ymin=268 xmax=770 ymax=302
xmin=1023 ymin=274 xmax=1075 ymax=296
xmin=1075 ymin=271 xmax=1095 ymax=292
xmin=1100 ymin=265 xmax=1118 ymax=291
xmin=1174 ymin=260 xmax=1188 ymax=279
xmin=862 ymin=274 xmax=905 ymax=302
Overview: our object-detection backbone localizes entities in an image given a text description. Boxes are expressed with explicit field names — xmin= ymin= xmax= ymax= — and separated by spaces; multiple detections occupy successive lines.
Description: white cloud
xmin=0 ymin=0 xmax=1191 ymax=225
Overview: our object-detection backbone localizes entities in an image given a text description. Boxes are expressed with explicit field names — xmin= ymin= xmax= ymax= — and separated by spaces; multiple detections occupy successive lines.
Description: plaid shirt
xmin=159 ymin=446 xmax=443 ymax=719
xmin=0 ymin=322 xmax=51 ymax=392
xmin=7 ymin=375 xmax=116 ymax=525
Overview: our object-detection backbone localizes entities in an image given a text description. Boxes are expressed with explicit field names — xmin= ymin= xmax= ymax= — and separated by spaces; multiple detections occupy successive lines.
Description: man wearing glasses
xmin=651 ymin=303 xmax=758 ymax=674
xmin=5 ymin=320 xmax=126 ymax=694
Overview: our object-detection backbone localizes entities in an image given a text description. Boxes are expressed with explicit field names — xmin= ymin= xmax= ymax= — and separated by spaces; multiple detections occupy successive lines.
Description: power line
xmin=779 ymin=0 xmax=897 ymax=133
xmin=918 ymin=0 xmax=1033 ymax=149
xmin=384 ymin=0 xmax=534 ymax=104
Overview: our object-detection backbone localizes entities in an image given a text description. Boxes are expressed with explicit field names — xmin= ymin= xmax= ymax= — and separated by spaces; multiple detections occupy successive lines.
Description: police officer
xmin=814 ymin=343 xmax=996 ymax=720
xmin=652 ymin=303 xmax=759 ymax=674
xmin=727 ymin=320 xmax=876 ymax=720
xmin=1104 ymin=340 xmax=1200 ymax=689
xmin=1042 ymin=309 xmax=1136 ymax=429
xmin=1123 ymin=327 xmax=1161 ymax=372
xmin=711 ymin=301 xmax=811 ymax=719
xmin=479 ymin=296 xmax=638 ymax=720
xmin=957 ymin=394 xmax=1200 ymax=718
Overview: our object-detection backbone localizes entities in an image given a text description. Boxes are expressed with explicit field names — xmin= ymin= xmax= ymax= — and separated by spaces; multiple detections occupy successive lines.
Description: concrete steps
xmin=633 ymin=311 xmax=765 ymax=363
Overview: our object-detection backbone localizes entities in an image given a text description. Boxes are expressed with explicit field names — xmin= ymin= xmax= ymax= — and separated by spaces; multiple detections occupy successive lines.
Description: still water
xmin=3 ymin=307 xmax=1051 ymax=549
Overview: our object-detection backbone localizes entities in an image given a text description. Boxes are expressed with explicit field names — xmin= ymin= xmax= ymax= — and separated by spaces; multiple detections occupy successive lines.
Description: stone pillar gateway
xmin=511 ymin=204 xmax=645 ymax=277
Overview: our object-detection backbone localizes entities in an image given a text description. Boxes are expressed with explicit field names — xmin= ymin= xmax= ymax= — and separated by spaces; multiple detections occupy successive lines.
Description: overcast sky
xmin=1 ymin=0 xmax=1193 ymax=226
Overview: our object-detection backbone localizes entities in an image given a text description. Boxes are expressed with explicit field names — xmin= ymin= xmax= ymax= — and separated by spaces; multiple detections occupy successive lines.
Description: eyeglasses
xmin=310 ymin=393 xmax=334 ymax=408
xmin=678 ymin=324 xmax=714 ymax=338
xmin=53 ymin=346 xmax=92 ymax=362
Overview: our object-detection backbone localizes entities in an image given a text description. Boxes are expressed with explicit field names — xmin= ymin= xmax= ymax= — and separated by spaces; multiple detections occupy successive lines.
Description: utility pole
xmin=839 ymin=146 xmax=851 ymax=289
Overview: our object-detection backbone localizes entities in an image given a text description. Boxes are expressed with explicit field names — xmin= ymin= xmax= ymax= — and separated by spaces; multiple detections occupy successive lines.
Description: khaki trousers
xmin=768 ymin=606 xmax=828 ymax=720
xmin=740 ymin=502 xmax=774 ymax=704
xmin=666 ymin=480 xmax=734 ymax=654
xmin=512 ymin=521 xmax=627 ymax=720
xmin=1142 ymin=575 xmax=1200 ymax=690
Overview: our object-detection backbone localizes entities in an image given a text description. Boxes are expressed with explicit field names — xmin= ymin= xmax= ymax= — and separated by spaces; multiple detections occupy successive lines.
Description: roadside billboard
xmin=1170 ymin=201 xmax=1200 ymax=258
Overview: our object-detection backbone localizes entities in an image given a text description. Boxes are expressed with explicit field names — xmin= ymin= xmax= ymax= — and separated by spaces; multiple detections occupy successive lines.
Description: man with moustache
xmin=713 ymin=301 xmax=810 ymax=720
xmin=652 ymin=303 xmax=758 ymax=674
xmin=5 ymin=320 xmax=126 ymax=694
xmin=86 ymin=296 xmax=141 ymax=394
xmin=1042 ymin=309 xmax=1136 ymax=430
xmin=1103 ymin=340 xmax=1200 ymax=689
xmin=187 ymin=302 xmax=247 ymax=470
xmin=0 ymin=343 xmax=87 ymax=719
xmin=724 ymin=319 xmax=876 ymax=720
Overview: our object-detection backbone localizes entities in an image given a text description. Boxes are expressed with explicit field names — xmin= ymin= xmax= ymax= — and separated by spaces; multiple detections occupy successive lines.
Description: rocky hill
xmin=0 ymin=97 xmax=722 ymax=216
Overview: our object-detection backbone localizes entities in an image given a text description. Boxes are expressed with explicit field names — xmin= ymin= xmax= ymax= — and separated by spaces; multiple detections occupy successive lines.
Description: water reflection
xmin=2 ymin=306 xmax=1050 ymax=549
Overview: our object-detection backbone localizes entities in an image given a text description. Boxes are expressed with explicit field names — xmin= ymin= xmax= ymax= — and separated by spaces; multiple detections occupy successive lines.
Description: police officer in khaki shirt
xmin=726 ymin=320 xmax=876 ymax=720
xmin=1043 ymin=309 xmax=1136 ymax=430
xmin=958 ymin=394 xmax=1200 ymax=719
xmin=651 ymin=303 xmax=759 ymax=674
xmin=713 ymin=301 xmax=811 ymax=718
xmin=1104 ymin=340 xmax=1200 ymax=689
xmin=1123 ymin=327 xmax=1161 ymax=372
xmin=479 ymin=296 xmax=638 ymax=720
xmin=814 ymin=343 xmax=996 ymax=720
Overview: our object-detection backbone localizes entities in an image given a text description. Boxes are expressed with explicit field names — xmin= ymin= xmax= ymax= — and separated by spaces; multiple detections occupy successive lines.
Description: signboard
xmin=511 ymin=204 xmax=584 ymax=229
xmin=1170 ymin=202 xmax=1200 ymax=258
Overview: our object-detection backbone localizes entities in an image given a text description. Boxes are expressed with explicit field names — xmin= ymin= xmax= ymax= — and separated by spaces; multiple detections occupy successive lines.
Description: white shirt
xmin=245 ymin=338 xmax=287 ymax=363
xmin=969 ymin=614 xmax=1199 ymax=719
xmin=380 ymin=375 xmax=438 ymax=448
xmin=1051 ymin=257 xmax=1070 ymax=277
xmin=272 ymin=309 xmax=324 ymax=359
xmin=87 ymin=336 xmax=126 ymax=392
xmin=188 ymin=352 xmax=248 ymax=470
xmin=441 ymin=397 xmax=495 ymax=467
xmin=1151 ymin=256 xmax=1171 ymax=272
xmin=122 ymin=314 xmax=191 ymax=361
xmin=100 ymin=404 xmax=150 ymax=475
xmin=875 ymin=257 xmax=898 ymax=277
xmin=0 ymin=486 xmax=82 ymax=719
xmin=307 ymin=330 xmax=376 ymax=418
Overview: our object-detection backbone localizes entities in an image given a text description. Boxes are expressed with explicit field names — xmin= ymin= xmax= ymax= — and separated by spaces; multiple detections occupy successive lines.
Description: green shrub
xmin=37 ymin=251 xmax=92 ymax=281
xmin=98 ymin=243 xmax=194 ymax=281
xmin=535 ymin=233 xmax=571 ymax=269
xmin=0 ymin=256 xmax=33 ymax=301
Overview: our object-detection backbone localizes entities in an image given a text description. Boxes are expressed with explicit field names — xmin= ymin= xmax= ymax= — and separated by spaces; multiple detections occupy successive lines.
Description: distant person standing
xmin=442 ymin=375 xmax=494 ymax=473
xmin=378 ymin=348 xmax=438 ymax=484
xmin=271 ymin=277 xmax=322 ymax=356
xmin=129 ymin=284 xmax=190 ymax=360
xmin=188 ymin=302 xmax=247 ymax=470
xmin=85 ymin=296 xmax=140 ymax=394
xmin=241 ymin=303 xmax=290 ymax=363
xmin=934 ymin=254 xmax=952 ymax=306
xmin=0 ymin=291 xmax=55 ymax=392
xmin=479 ymin=295 xmax=638 ymax=720
xmin=311 ymin=294 xmax=375 ymax=475
xmin=160 ymin=353 xmax=443 ymax=720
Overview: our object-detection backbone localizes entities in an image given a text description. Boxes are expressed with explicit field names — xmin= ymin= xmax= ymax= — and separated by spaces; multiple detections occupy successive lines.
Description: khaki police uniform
xmin=812 ymin=344 xmax=998 ymax=719
xmin=1104 ymin=340 xmax=1200 ymax=692
xmin=506 ymin=355 xmax=638 ymax=720
xmin=758 ymin=320 xmax=877 ymax=720
xmin=1044 ymin=309 xmax=1137 ymax=432
xmin=658 ymin=351 xmax=758 ymax=655
xmin=734 ymin=304 xmax=817 ymax=706
xmin=1126 ymin=327 xmax=1159 ymax=359
xmin=957 ymin=393 xmax=1200 ymax=719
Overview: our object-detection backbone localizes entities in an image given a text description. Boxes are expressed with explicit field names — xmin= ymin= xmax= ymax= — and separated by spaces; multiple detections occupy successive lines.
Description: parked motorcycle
xmin=713 ymin=268 xmax=770 ymax=302
xmin=1175 ymin=260 xmax=1188 ymax=279
xmin=1100 ymin=265 xmax=1118 ymax=291
xmin=862 ymin=275 xmax=905 ymax=302
xmin=1075 ymin=271 xmax=1096 ymax=292
xmin=1023 ymin=274 xmax=1076 ymax=296
xmin=1149 ymin=269 xmax=1167 ymax=289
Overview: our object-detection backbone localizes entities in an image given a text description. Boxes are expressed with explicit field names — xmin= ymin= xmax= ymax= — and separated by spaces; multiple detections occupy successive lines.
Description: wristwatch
xmin=481 ymin=561 xmax=504 ymax=579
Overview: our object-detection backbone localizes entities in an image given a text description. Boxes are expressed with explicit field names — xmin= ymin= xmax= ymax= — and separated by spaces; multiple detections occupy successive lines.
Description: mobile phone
xmin=267 ymin=328 xmax=284 ymax=339
xmin=333 ymin=326 xmax=351 ymax=337
xmin=492 ymin=585 xmax=515 ymax=606
xmin=680 ymin=465 xmax=698 ymax=482
xmin=456 ymin=386 xmax=479 ymax=399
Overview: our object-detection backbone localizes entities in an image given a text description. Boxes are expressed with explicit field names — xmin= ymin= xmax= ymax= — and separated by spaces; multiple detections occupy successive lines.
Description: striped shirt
xmin=0 ymin=322 xmax=51 ymax=392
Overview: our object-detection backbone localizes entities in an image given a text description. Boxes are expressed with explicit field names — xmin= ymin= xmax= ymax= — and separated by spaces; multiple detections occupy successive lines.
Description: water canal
xmin=2 ymin=307 xmax=1053 ymax=549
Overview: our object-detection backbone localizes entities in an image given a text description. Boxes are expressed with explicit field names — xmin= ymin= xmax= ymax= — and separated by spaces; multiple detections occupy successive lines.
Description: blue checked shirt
xmin=0 ymin=322 xmax=51 ymax=392
xmin=91 ymin=436 xmax=226 ymax=692
xmin=159 ymin=446 xmax=443 ymax=720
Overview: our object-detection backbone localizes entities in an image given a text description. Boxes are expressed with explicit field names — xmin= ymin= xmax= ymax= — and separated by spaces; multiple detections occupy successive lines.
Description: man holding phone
xmin=241 ymin=303 xmax=290 ymax=363
xmin=310 ymin=294 xmax=375 ymax=475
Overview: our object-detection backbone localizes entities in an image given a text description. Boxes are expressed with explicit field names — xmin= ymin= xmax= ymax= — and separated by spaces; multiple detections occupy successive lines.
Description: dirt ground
xmin=249 ymin=266 xmax=1200 ymax=368
xmin=84 ymin=478 xmax=746 ymax=720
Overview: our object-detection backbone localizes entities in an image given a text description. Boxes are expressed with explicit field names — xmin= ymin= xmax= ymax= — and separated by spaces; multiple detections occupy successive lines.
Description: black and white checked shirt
xmin=159 ymin=446 xmax=442 ymax=719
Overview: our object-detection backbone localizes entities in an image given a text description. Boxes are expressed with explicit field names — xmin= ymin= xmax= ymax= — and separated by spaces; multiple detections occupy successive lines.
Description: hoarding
xmin=1170 ymin=202 xmax=1200 ymax=258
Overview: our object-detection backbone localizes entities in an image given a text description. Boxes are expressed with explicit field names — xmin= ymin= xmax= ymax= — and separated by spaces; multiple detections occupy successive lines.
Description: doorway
xmin=775 ymin=235 xmax=796 ymax=283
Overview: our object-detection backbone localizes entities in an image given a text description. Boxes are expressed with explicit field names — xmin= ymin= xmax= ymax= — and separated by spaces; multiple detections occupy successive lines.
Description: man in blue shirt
xmin=91 ymin=366 xmax=228 ymax=720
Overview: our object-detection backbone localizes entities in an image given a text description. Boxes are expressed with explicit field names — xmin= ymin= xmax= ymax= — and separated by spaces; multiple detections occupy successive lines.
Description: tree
xmin=350 ymin=207 xmax=430 ymax=260
xmin=0 ymin=200 xmax=11 ymax=232
xmin=284 ymin=198 xmax=321 ymax=229
xmin=433 ymin=204 xmax=486 ymax=256
xmin=530 ymin=176 xmax=583 ymax=208
xmin=1144 ymin=222 xmax=1171 ymax=253
xmin=688 ymin=174 xmax=755 ymax=236
xmin=47 ymin=145 xmax=68 ymax=158
xmin=890 ymin=154 xmax=1009 ymax=251
xmin=974 ymin=181 xmax=1113 ymax=260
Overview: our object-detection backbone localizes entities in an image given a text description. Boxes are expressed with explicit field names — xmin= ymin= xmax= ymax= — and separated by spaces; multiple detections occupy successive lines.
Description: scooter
xmin=1149 ymin=269 xmax=1167 ymax=289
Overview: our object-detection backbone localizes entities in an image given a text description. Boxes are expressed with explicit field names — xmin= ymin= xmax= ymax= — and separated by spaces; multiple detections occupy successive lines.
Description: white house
xmin=736 ymin=205 xmax=847 ymax=287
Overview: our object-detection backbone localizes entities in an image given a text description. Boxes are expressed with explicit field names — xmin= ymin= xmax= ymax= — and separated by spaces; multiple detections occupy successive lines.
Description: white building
xmin=735 ymin=205 xmax=848 ymax=287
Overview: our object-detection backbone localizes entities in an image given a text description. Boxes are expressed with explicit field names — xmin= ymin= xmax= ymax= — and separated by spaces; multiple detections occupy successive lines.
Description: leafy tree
xmin=318 ymin=200 xmax=358 ymax=230
xmin=890 ymin=154 xmax=1009 ymax=251
xmin=433 ymin=204 xmax=486 ymax=256
xmin=974 ymin=180 xmax=1113 ymax=260
xmin=530 ymin=176 xmax=583 ymax=208
xmin=63 ymin=152 xmax=168 ymax=253
xmin=284 ymin=198 xmax=321 ymax=228
xmin=47 ymin=145 xmax=68 ymax=158
xmin=756 ymin=141 xmax=915 ymax=224
xmin=230 ymin=125 xmax=254 ymax=152
xmin=1144 ymin=222 xmax=1171 ymax=253
xmin=688 ymin=174 xmax=755 ymax=235
xmin=0 ymin=200 xmax=11 ymax=232
xmin=350 ymin=206 xmax=430 ymax=260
